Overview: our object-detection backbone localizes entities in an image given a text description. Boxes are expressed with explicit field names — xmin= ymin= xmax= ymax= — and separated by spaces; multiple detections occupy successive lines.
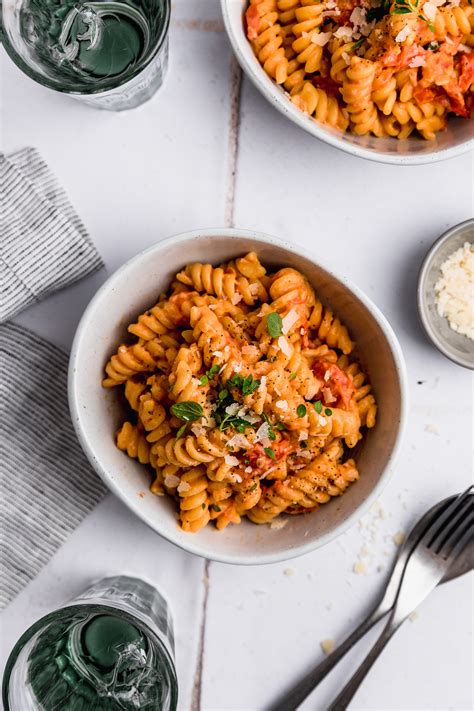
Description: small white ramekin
xmin=221 ymin=0 xmax=473 ymax=165
xmin=69 ymin=228 xmax=408 ymax=564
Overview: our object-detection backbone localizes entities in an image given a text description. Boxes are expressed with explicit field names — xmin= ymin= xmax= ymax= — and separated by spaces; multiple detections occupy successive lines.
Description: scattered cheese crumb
xmin=177 ymin=481 xmax=191 ymax=494
xmin=191 ymin=424 xmax=207 ymax=437
xmin=276 ymin=399 xmax=288 ymax=410
xmin=298 ymin=430 xmax=309 ymax=442
xmin=425 ymin=423 xmax=439 ymax=435
xmin=212 ymin=350 xmax=223 ymax=358
xmin=318 ymin=415 xmax=327 ymax=426
xmin=244 ymin=466 xmax=253 ymax=474
xmin=422 ymin=1 xmax=438 ymax=20
xmin=311 ymin=30 xmax=332 ymax=46
xmin=353 ymin=560 xmax=366 ymax=574
xmin=320 ymin=639 xmax=335 ymax=655
xmin=409 ymin=611 xmax=419 ymax=622
xmin=395 ymin=25 xmax=412 ymax=43
xmin=435 ymin=242 xmax=474 ymax=340
xmin=409 ymin=55 xmax=426 ymax=68
xmin=164 ymin=474 xmax=180 ymax=488
xmin=225 ymin=403 xmax=240 ymax=416
xmin=224 ymin=454 xmax=240 ymax=466
xmin=227 ymin=433 xmax=251 ymax=449
xmin=281 ymin=308 xmax=299 ymax=334
xmin=393 ymin=531 xmax=406 ymax=546
xmin=231 ymin=293 xmax=243 ymax=305
xmin=258 ymin=375 xmax=267 ymax=391
xmin=278 ymin=336 xmax=292 ymax=357
xmin=283 ymin=567 xmax=295 ymax=576
xmin=270 ymin=517 xmax=288 ymax=530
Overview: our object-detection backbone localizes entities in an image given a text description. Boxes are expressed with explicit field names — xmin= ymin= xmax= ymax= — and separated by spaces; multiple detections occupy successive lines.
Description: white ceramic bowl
xmin=69 ymin=228 xmax=408 ymax=564
xmin=417 ymin=219 xmax=474 ymax=370
xmin=221 ymin=0 xmax=474 ymax=165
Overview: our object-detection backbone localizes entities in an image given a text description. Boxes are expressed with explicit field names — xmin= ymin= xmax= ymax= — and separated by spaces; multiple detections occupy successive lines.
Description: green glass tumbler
xmin=2 ymin=575 xmax=178 ymax=710
xmin=1 ymin=0 xmax=170 ymax=110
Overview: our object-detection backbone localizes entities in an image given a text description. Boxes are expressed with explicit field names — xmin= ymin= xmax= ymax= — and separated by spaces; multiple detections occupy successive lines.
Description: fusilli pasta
xmin=104 ymin=253 xmax=377 ymax=531
xmin=245 ymin=0 xmax=473 ymax=140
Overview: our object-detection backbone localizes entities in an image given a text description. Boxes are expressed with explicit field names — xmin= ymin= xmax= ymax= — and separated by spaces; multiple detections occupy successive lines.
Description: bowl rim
xmin=220 ymin=0 xmax=474 ymax=166
xmin=69 ymin=227 xmax=409 ymax=565
xmin=417 ymin=218 xmax=474 ymax=371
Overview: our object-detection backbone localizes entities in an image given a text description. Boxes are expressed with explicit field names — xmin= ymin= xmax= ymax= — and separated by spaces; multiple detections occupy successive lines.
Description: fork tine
xmin=431 ymin=497 xmax=473 ymax=555
xmin=443 ymin=513 xmax=474 ymax=565
xmin=425 ymin=487 xmax=473 ymax=549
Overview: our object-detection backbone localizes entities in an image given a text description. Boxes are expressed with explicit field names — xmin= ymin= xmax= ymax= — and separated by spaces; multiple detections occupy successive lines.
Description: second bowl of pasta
xmin=69 ymin=228 xmax=408 ymax=564
xmin=221 ymin=0 xmax=474 ymax=164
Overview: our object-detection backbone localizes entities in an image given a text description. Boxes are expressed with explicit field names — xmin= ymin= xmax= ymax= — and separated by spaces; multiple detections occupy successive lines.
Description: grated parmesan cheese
xmin=320 ymin=639 xmax=335 ymax=655
xmin=409 ymin=56 xmax=426 ymax=67
xmin=177 ymin=481 xmax=191 ymax=494
xmin=278 ymin=336 xmax=292 ymax=357
xmin=282 ymin=308 xmax=299 ymax=334
xmin=164 ymin=474 xmax=180 ymax=488
xmin=311 ymin=30 xmax=332 ymax=46
xmin=422 ymin=0 xmax=438 ymax=19
xmin=276 ymin=399 xmax=288 ymax=410
xmin=435 ymin=242 xmax=474 ymax=340
xmin=225 ymin=454 xmax=240 ymax=466
xmin=395 ymin=25 xmax=412 ymax=43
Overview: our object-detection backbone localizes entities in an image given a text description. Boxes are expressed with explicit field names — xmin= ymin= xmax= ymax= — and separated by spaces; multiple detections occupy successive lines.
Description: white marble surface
xmin=1 ymin=0 xmax=473 ymax=709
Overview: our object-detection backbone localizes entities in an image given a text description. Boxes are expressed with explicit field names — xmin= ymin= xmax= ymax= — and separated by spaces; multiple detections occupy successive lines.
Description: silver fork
xmin=269 ymin=494 xmax=472 ymax=711
xmin=327 ymin=487 xmax=473 ymax=710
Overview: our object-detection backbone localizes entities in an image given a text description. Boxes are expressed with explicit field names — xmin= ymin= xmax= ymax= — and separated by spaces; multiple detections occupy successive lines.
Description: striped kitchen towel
xmin=0 ymin=147 xmax=103 ymax=322
xmin=0 ymin=149 xmax=106 ymax=609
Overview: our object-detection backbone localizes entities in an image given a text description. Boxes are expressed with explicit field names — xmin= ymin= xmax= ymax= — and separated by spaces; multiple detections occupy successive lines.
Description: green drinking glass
xmin=2 ymin=575 xmax=178 ymax=710
xmin=0 ymin=0 xmax=170 ymax=110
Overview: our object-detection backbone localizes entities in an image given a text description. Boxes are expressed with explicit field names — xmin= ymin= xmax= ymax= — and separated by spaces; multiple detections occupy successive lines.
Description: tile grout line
xmin=191 ymin=55 xmax=243 ymax=711
xmin=190 ymin=558 xmax=210 ymax=711
xmin=224 ymin=55 xmax=243 ymax=228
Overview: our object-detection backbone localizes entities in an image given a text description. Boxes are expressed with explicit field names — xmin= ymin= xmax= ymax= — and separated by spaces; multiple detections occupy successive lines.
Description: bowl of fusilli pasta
xmin=69 ymin=229 xmax=408 ymax=564
xmin=221 ymin=0 xmax=473 ymax=164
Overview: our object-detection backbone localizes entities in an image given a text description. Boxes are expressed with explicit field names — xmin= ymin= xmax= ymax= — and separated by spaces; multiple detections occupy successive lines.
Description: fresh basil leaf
xmin=171 ymin=401 xmax=203 ymax=422
xmin=206 ymin=364 xmax=221 ymax=379
xmin=267 ymin=312 xmax=283 ymax=338
xmin=314 ymin=400 xmax=323 ymax=414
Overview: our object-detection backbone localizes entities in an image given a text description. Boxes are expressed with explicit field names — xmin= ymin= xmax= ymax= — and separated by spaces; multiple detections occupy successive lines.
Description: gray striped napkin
xmin=0 ymin=149 xmax=107 ymax=609
xmin=0 ymin=147 xmax=103 ymax=322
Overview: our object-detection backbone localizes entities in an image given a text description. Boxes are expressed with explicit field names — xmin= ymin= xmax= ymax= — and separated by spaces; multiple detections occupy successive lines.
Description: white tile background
xmin=0 ymin=0 xmax=473 ymax=709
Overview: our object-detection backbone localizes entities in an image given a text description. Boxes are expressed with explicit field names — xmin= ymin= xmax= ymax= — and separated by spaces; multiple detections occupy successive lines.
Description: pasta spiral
xmin=105 ymin=253 xmax=377 ymax=532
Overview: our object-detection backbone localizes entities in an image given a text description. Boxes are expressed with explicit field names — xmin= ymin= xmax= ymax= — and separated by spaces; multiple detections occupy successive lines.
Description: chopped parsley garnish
xmin=210 ymin=504 xmax=221 ymax=512
xmin=250 ymin=483 xmax=258 ymax=492
xmin=176 ymin=423 xmax=187 ymax=439
xmin=207 ymin=364 xmax=221 ymax=379
xmin=351 ymin=38 xmax=366 ymax=50
xmin=267 ymin=312 xmax=283 ymax=338
xmin=300 ymin=441 xmax=307 ymax=449
xmin=297 ymin=404 xmax=307 ymax=418
xmin=325 ymin=408 xmax=333 ymax=416
xmin=228 ymin=373 xmax=261 ymax=395
xmin=275 ymin=422 xmax=286 ymax=431
xmin=199 ymin=375 xmax=209 ymax=386
xmin=427 ymin=41 xmax=439 ymax=51
xmin=171 ymin=401 xmax=203 ymax=422
xmin=264 ymin=447 xmax=276 ymax=460
xmin=214 ymin=389 xmax=257 ymax=432
xmin=391 ymin=0 xmax=433 ymax=29
xmin=289 ymin=372 xmax=297 ymax=381
xmin=314 ymin=400 xmax=323 ymax=414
